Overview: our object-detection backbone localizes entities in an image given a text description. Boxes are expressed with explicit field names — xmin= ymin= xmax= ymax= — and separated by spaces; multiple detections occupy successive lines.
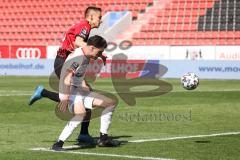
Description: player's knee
xmin=112 ymin=99 xmax=117 ymax=107
xmin=73 ymin=103 xmax=86 ymax=115
xmin=74 ymin=108 xmax=86 ymax=116
xmin=74 ymin=110 xmax=86 ymax=117
xmin=68 ymin=115 xmax=83 ymax=128
xmin=68 ymin=121 xmax=79 ymax=128
xmin=106 ymin=99 xmax=117 ymax=108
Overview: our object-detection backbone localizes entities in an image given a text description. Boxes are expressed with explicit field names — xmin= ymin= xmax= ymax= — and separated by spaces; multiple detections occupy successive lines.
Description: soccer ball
xmin=181 ymin=72 xmax=199 ymax=90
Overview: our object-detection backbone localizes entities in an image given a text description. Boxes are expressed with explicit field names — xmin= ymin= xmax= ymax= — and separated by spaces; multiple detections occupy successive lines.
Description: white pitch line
xmin=30 ymin=147 xmax=174 ymax=160
xmin=0 ymin=93 xmax=31 ymax=96
xmin=30 ymin=131 xmax=240 ymax=159
xmin=129 ymin=131 xmax=240 ymax=143
xmin=0 ymin=90 xmax=32 ymax=93
xmin=0 ymin=90 xmax=32 ymax=96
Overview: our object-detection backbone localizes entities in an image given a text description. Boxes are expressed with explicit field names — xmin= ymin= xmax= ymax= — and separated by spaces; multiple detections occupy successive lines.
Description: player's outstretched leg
xmin=28 ymin=85 xmax=44 ymax=105
xmin=28 ymin=86 xmax=60 ymax=105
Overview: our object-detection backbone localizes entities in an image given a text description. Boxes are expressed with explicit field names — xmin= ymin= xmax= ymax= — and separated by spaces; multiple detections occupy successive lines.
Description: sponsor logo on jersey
xmin=79 ymin=27 xmax=88 ymax=39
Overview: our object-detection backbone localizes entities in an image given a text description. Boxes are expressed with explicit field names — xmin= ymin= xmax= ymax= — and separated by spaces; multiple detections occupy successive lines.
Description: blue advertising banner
xmin=0 ymin=59 xmax=239 ymax=79
xmin=0 ymin=59 xmax=54 ymax=76
xmin=160 ymin=60 xmax=240 ymax=79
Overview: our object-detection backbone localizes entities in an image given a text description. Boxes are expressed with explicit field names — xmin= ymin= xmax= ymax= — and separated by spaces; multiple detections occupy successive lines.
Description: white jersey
xmin=59 ymin=47 xmax=90 ymax=94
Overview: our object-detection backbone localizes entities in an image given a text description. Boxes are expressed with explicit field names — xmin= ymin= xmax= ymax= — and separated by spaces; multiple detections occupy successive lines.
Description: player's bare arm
xmin=59 ymin=70 xmax=73 ymax=112
xmin=82 ymin=79 xmax=92 ymax=91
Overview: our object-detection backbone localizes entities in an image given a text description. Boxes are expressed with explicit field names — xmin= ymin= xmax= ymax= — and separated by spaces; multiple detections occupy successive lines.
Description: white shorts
xmin=59 ymin=88 xmax=95 ymax=113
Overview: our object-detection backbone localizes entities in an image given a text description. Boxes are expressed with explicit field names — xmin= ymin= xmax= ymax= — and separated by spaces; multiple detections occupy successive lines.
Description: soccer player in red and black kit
xmin=28 ymin=6 xmax=106 ymax=145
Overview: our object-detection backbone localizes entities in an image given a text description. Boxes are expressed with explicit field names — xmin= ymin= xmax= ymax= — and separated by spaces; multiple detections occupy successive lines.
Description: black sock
xmin=100 ymin=132 xmax=108 ymax=141
xmin=41 ymin=89 xmax=60 ymax=102
xmin=80 ymin=121 xmax=90 ymax=135
xmin=56 ymin=140 xmax=64 ymax=147
xmin=80 ymin=109 xmax=92 ymax=135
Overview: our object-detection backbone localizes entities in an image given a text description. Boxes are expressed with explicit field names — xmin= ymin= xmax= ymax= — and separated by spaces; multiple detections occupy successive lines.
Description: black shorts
xmin=54 ymin=48 xmax=71 ymax=79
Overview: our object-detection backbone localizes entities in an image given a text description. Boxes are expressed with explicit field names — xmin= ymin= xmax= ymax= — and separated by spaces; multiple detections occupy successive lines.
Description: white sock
xmin=100 ymin=105 xmax=115 ymax=134
xmin=58 ymin=115 xmax=83 ymax=142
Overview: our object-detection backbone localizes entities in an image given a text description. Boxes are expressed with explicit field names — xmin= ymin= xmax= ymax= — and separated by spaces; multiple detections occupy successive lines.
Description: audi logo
xmin=16 ymin=48 xmax=41 ymax=59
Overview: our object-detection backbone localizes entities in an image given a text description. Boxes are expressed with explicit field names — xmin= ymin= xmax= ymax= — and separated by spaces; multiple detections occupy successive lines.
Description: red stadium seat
xmin=0 ymin=0 xmax=152 ymax=45
xmin=0 ymin=0 xmax=238 ymax=46
xmin=131 ymin=0 xmax=238 ymax=46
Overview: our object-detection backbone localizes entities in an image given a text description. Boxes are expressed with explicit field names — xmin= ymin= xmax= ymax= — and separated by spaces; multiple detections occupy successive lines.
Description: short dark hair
xmin=84 ymin=6 xmax=101 ymax=18
xmin=87 ymin=35 xmax=107 ymax=49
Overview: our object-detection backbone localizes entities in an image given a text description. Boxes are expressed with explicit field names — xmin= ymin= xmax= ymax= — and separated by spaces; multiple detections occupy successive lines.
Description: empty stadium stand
xmin=132 ymin=0 xmax=240 ymax=45
xmin=198 ymin=0 xmax=240 ymax=31
xmin=0 ymin=0 xmax=239 ymax=46
xmin=0 ymin=0 xmax=153 ymax=45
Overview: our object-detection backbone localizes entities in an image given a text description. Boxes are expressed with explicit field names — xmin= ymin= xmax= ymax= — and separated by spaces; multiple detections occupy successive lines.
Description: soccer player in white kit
xmin=52 ymin=35 xmax=120 ymax=150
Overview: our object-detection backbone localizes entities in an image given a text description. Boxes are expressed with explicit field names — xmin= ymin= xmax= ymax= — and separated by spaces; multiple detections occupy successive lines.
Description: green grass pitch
xmin=0 ymin=76 xmax=240 ymax=160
